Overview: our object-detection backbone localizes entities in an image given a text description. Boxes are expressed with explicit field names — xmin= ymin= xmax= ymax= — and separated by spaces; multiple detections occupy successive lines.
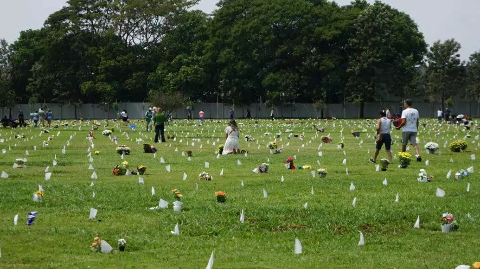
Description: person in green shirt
xmin=145 ymin=107 xmax=153 ymax=132
xmin=153 ymin=107 xmax=166 ymax=143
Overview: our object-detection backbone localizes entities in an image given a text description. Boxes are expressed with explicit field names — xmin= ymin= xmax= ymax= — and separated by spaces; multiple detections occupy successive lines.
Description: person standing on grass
xmin=270 ymin=108 xmax=275 ymax=121
xmin=370 ymin=110 xmax=392 ymax=164
xmin=437 ymin=108 xmax=443 ymax=123
xmin=145 ymin=107 xmax=153 ymax=132
xmin=199 ymin=109 xmax=205 ymax=126
xmin=153 ymin=107 xmax=166 ymax=143
xmin=38 ymin=107 xmax=46 ymax=127
xmin=385 ymin=108 xmax=391 ymax=118
xmin=396 ymin=99 xmax=421 ymax=162
xmin=229 ymin=108 xmax=235 ymax=120
xmin=18 ymin=110 xmax=24 ymax=127
xmin=444 ymin=108 xmax=451 ymax=123
xmin=46 ymin=109 xmax=53 ymax=127
xmin=246 ymin=108 xmax=251 ymax=119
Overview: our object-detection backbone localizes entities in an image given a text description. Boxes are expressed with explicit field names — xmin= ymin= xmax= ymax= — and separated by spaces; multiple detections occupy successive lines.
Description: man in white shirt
xmin=396 ymin=99 xmax=421 ymax=162
xmin=437 ymin=109 xmax=442 ymax=123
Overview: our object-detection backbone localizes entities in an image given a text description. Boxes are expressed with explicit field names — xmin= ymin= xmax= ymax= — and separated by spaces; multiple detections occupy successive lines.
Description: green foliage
xmin=149 ymin=90 xmax=186 ymax=114
xmin=449 ymin=139 xmax=468 ymax=152
xmin=466 ymin=51 xmax=480 ymax=102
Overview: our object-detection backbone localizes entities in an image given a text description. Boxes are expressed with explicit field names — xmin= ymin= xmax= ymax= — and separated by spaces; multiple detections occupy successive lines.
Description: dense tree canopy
xmin=1 ymin=0 xmax=477 ymax=112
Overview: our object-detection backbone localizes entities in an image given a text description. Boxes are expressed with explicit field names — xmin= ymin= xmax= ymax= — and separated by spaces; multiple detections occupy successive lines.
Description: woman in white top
xmin=223 ymin=120 xmax=240 ymax=154
xmin=370 ymin=110 xmax=392 ymax=163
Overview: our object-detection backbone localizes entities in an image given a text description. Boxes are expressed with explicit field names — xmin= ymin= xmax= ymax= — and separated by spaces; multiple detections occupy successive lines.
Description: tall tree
xmin=346 ymin=2 xmax=427 ymax=117
xmin=466 ymin=50 xmax=480 ymax=114
xmin=424 ymin=39 xmax=466 ymax=112
xmin=0 ymin=38 xmax=15 ymax=110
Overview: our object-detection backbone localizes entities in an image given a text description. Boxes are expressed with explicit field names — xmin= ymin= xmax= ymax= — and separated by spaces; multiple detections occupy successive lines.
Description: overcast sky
xmin=0 ymin=0 xmax=479 ymax=60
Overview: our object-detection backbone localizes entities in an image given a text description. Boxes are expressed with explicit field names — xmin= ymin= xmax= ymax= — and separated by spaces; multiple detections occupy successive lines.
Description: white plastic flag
xmin=303 ymin=203 xmax=308 ymax=209
xmin=14 ymin=214 xmax=18 ymax=226
xmin=281 ymin=175 xmax=284 ymax=182
xmin=92 ymin=192 xmax=96 ymax=199
xmin=220 ymin=169 xmax=224 ymax=176
xmin=138 ymin=177 xmax=144 ymax=184
xmin=395 ymin=193 xmax=399 ymax=203
xmin=38 ymin=185 xmax=44 ymax=192
xmin=25 ymin=150 xmax=29 ymax=156
xmin=1 ymin=171 xmax=8 ymax=178
xmin=436 ymin=187 xmax=445 ymax=197
xmin=425 ymin=160 xmax=429 ymax=166
xmin=467 ymin=183 xmax=471 ymax=192
xmin=100 ymin=240 xmax=113 ymax=253
xmin=311 ymin=170 xmax=316 ymax=178
xmin=237 ymin=159 xmax=242 ymax=165
xmin=89 ymin=157 xmax=93 ymax=163
xmin=311 ymin=186 xmax=315 ymax=195
xmin=90 ymin=182 xmax=94 ymax=187
xmin=241 ymin=181 xmax=244 ymax=187
xmin=358 ymin=232 xmax=365 ymax=246
xmin=160 ymin=157 xmax=165 ymax=163
xmin=45 ymin=172 xmax=52 ymax=181
xmin=240 ymin=210 xmax=245 ymax=223
xmin=205 ymin=162 xmax=209 ymax=168
xmin=263 ymin=189 xmax=268 ymax=198
xmin=414 ymin=216 xmax=420 ymax=228
xmin=318 ymin=151 xmax=323 ymax=157
xmin=53 ymin=160 xmax=57 ymax=166
xmin=294 ymin=238 xmax=302 ymax=254
xmin=446 ymin=170 xmax=452 ymax=179
xmin=383 ymin=178 xmax=388 ymax=186
xmin=183 ymin=173 xmax=187 ymax=181
xmin=342 ymin=159 xmax=346 ymax=165
xmin=206 ymin=251 xmax=214 ymax=269
xmin=252 ymin=168 xmax=259 ymax=173
xmin=171 ymin=223 xmax=179 ymax=235
xmin=350 ymin=182 xmax=355 ymax=191
xmin=151 ymin=187 xmax=155 ymax=196
xmin=89 ymin=208 xmax=98 ymax=220
xmin=88 ymin=164 xmax=94 ymax=170
xmin=159 ymin=199 xmax=169 ymax=209
xmin=375 ymin=165 xmax=379 ymax=172
xmin=467 ymin=166 xmax=474 ymax=173
xmin=165 ymin=165 xmax=171 ymax=172
xmin=471 ymin=154 xmax=476 ymax=160
xmin=352 ymin=197 xmax=357 ymax=207
xmin=346 ymin=168 xmax=349 ymax=175
xmin=91 ymin=171 xmax=98 ymax=180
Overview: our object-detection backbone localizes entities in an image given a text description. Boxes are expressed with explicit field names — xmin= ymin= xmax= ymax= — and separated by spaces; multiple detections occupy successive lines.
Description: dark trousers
xmin=155 ymin=124 xmax=165 ymax=143
xmin=19 ymin=118 xmax=24 ymax=126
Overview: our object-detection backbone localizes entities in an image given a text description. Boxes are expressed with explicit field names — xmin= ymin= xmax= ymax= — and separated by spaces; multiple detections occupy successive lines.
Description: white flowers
xmin=424 ymin=142 xmax=439 ymax=153
xmin=118 ymin=239 xmax=127 ymax=246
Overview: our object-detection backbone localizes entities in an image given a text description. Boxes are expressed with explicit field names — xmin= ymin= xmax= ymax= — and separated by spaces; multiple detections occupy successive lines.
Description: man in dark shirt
xmin=154 ymin=107 xmax=167 ymax=143
xmin=18 ymin=110 xmax=24 ymax=127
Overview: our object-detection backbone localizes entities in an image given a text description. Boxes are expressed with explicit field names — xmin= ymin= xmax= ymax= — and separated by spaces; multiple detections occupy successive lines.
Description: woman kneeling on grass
xmin=370 ymin=110 xmax=393 ymax=163
xmin=223 ymin=120 xmax=240 ymax=154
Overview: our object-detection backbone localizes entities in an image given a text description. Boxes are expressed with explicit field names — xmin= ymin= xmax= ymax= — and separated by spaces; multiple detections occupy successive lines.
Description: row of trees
xmin=0 ymin=0 xmax=479 ymax=115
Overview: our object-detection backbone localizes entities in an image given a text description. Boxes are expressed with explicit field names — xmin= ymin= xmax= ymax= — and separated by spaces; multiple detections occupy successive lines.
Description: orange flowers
xmin=91 ymin=237 xmax=101 ymax=252
xmin=215 ymin=191 xmax=226 ymax=197
xmin=172 ymin=189 xmax=183 ymax=200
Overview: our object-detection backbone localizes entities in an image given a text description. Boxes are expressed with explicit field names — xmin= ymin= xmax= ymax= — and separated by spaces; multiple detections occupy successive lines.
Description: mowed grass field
xmin=0 ymin=118 xmax=479 ymax=269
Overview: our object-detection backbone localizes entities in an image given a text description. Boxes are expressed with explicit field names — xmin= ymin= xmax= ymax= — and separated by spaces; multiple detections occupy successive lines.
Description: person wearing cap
xmin=145 ymin=107 xmax=153 ymax=132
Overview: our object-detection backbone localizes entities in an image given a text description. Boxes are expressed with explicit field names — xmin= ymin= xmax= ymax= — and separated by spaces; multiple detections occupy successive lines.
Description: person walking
xmin=153 ymin=107 xmax=166 ymax=143
xmin=145 ymin=108 xmax=153 ymax=132
xmin=18 ymin=110 xmax=24 ymax=127
xmin=199 ymin=109 xmax=205 ymax=126
xmin=444 ymin=108 xmax=451 ymax=123
xmin=120 ymin=110 xmax=128 ymax=125
xmin=270 ymin=108 xmax=275 ymax=121
xmin=385 ymin=108 xmax=391 ymax=118
xmin=246 ymin=108 xmax=251 ymax=119
xmin=370 ymin=110 xmax=393 ymax=164
xmin=437 ymin=109 xmax=443 ymax=123
xmin=229 ymin=108 xmax=235 ymax=120
xmin=186 ymin=105 xmax=193 ymax=120
xmin=30 ymin=110 xmax=39 ymax=127
xmin=396 ymin=99 xmax=421 ymax=162
xmin=38 ymin=107 xmax=46 ymax=127
xmin=46 ymin=109 xmax=53 ymax=127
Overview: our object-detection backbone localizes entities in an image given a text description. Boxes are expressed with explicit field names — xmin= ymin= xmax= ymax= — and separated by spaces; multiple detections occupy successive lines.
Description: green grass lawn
xmin=0 ymin=119 xmax=479 ymax=268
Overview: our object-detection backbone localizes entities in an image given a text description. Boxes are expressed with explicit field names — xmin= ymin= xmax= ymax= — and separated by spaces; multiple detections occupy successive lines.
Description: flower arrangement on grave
xmin=14 ymin=158 xmax=27 ymax=168
xmin=167 ymin=134 xmax=175 ymax=139
xmin=172 ymin=189 xmax=183 ymax=200
xmin=91 ymin=237 xmax=101 ymax=252
xmin=186 ymin=150 xmax=193 ymax=157
xmin=137 ymin=165 xmax=147 ymax=175
xmin=417 ymin=169 xmax=433 ymax=182
xmin=47 ymin=135 xmax=53 ymax=141
xmin=14 ymin=134 xmax=25 ymax=138
xmin=268 ymin=142 xmax=277 ymax=149
xmin=33 ymin=190 xmax=44 ymax=202
xmin=351 ymin=131 xmax=361 ymax=137
xmin=338 ymin=141 xmax=345 ymax=148
xmin=118 ymin=239 xmax=127 ymax=252
xmin=298 ymin=165 xmax=312 ymax=170
xmin=199 ymin=172 xmax=213 ymax=181
xmin=92 ymin=125 xmax=99 ymax=131
xmin=397 ymin=152 xmax=411 ymax=168
xmin=440 ymin=212 xmax=459 ymax=232
xmin=116 ymin=145 xmax=131 ymax=155
xmin=42 ymin=129 xmax=49 ymax=134
xmin=455 ymin=169 xmax=468 ymax=180
xmin=113 ymin=161 xmax=129 ymax=176
xmin=321 ymin=136 xmax=332 ymax=143
xmin=317 ymin=168 xmax=327 ymax=178
xmin=285 ymin=157 xmax=296 ymax=170
xmin=95 ymin=151 xmax=100 ymax=155
xmin=218 ymin=144 xmax=224 ymax=155
xmin=424 ymin=142 xmax=439 ymax=154
xmin=449 ymin=140 xmax=468 ymax=152
xmin=473 ymin=262 xmax=480 ymax=269
xmin=143 ymin=143 xmax=157 ymax=153
xmin=244 ymin=135 xmax=255 ymax=142
xmin=215 ymin=191 xmax=227 ymax=203
xmin=380 ymin=159 xmax=390 ymax=171
xmin=258 ymin=163 xmax=269 ymax=173
xmin=102 ymin=130 xmax=112 ymax=136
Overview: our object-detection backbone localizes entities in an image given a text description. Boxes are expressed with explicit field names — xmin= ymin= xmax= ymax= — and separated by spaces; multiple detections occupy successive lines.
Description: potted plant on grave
xmin=186 ymin=150 xmax=193 ymax=157
xmin=424 ymin=142 xmax=439 ymax=154
xmin=449 ymin=140 xmax=468 ymax=152
xmin=440 ymin=212 xmax=459 ymax=232
xmin=285 ymin=157 xmax=296 ymax=170
xmin=216 ymin=191 xmax=227 ymax=203
xmin=397 ymin=152 xmax=411 ymax=168
xmin=118 ymin=239 xmax=127 ymax=252
xmin=317 ymin=168 xmax=327 ymax=178
xmin=380 ymin=159 xmax=389 ymax=171
xmin=137 ymin=165 xmax=147 ymax=175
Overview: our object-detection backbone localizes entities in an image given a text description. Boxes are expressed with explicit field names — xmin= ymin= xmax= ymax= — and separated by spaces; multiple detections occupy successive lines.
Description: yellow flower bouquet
xmin=398 ymin=152 xmax=411 ymax=168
